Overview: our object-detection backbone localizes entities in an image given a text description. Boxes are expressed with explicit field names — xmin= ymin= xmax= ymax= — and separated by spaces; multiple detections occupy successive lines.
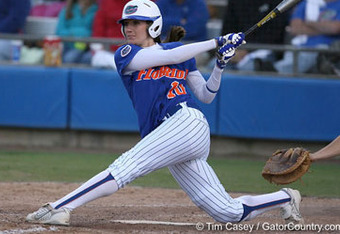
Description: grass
xmin=0 ymin=151 xmax=339 ymax=198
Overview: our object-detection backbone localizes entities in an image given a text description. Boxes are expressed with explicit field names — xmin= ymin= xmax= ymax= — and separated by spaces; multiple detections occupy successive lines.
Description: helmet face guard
xmin=119 ymin=0 xmax=163 ymax=39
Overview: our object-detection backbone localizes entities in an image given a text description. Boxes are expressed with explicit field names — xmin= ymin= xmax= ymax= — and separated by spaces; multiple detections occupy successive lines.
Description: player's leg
xmin=168 ymin=159 xmax=244 ymax=222
xmin=235 ymin=188 xmax=303 ymax=223
xmin=107 ymin=105 xmax=211 ymax=188
xmin=50 ymin=169 xmax=118 ymax=210
xmin=168 ymin=159 xmax=303 ymax=223
xmin=26 ymin=104 xmax=210 ymax=225
xmin=26 ymin=169 xmax=118 ymax=225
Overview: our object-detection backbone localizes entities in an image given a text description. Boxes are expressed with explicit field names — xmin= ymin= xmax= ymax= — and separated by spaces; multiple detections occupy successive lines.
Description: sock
xmin=50 ymin=169 xmax=118 ymax=210
xmin=236 ymin=190 xmax=290 ymax=221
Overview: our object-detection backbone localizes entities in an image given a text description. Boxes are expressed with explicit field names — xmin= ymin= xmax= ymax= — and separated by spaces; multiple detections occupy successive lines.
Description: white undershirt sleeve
xmin=125 ymin=39 xmax=217 ymax=72
xmin=187 ymin=65 xmax=223 ymax=104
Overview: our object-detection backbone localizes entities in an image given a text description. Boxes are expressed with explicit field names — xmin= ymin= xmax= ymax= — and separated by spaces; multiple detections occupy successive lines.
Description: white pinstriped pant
xmin=108 ymin=103 xmax=244 ymax=222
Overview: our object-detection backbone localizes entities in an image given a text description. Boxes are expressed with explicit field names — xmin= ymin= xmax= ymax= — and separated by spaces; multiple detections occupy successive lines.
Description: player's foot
xmin=26 ymin=203 xmax=71 ymax=226
xmin=280 ymin=188 xmax=304 ymax=224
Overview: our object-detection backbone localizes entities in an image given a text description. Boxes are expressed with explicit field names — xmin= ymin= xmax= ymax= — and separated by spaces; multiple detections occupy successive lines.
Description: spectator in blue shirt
xmin=156 ymin=0 xmax=209 ymax=42
xmin=156 ymin=0 xmax=210 ymax=66
xmin=262 ymin=0 xmax=340 ymax=74
xmin=0 ymin=0 xmax=31 ymax=61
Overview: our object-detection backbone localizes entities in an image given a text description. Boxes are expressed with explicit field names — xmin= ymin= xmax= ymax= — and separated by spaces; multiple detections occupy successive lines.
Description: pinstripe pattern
xmin=169 ymin=160 xmax=244 ymax=222
xmin=108 ymin=104 xmax=244 ymax=222
xmin=108 ymin=105 xmax=210 ymax=186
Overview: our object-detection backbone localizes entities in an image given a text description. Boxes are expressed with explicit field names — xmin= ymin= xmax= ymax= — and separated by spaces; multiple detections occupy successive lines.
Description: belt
xmin=164 ymin=101 xmax=197 ymax=119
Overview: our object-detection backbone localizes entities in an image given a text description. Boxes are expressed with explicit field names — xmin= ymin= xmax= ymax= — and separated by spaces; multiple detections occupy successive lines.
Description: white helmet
xmin=118 ymin=0 xmax=163 ymax=38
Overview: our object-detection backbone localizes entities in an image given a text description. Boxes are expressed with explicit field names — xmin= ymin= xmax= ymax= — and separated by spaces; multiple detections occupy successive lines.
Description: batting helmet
xmin=118 ymin=0 xmax=163 ymax=38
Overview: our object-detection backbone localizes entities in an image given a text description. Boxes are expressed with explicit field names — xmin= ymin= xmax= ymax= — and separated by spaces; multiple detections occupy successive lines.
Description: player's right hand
xmin=215 ymin=32 xmax=246 ymax=47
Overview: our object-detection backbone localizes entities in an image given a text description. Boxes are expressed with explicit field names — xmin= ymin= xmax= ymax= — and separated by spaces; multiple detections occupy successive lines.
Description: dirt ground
xmin=0 ymin=182 xmax=339 ymax=234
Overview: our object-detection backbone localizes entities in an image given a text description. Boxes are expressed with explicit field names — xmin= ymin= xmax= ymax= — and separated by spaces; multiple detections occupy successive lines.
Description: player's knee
xmin=193 ymin=197 xmax=242 ymax=223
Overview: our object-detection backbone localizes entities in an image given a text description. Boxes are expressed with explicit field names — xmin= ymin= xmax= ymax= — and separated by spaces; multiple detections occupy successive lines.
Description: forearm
xmin=310 ymin=136 xmax=340 ymax=162
xmin=187 ymin=66 xmax=222 ymax=104
xmin=127 ymin=39 xmax=217 ymax=71
xmin=289 ymin=19 xmax=319 ymax=36
xmin=305 ymin=21 xmax=340 ymax=35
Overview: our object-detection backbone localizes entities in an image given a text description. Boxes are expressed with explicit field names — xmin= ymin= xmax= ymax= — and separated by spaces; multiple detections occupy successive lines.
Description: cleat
xmin=26 ymin=203 xmax=71 ymax=226
xmin=280 ymin=188 xmax=304 ymax=225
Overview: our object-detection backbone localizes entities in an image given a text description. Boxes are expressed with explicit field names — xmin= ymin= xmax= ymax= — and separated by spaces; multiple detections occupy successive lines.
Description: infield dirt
xmin=1 ymin=182 xmax=339 ymax=234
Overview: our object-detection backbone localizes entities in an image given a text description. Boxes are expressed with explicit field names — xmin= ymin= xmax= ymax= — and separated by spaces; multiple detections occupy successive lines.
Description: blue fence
xmin=0 ymin=66 xmax=69 ymax=128
xmin=1 ymin=65 xmax=339 ymax=141
xmin=218 ymin=74 xmax=340 ymax=141
xmin=69 ymin=68 xmax=138 ymax=132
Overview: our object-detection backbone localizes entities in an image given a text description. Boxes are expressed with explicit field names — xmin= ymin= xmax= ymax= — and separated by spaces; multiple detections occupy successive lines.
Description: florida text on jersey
xmin=115 ymin=42 xmax=200 ymax=138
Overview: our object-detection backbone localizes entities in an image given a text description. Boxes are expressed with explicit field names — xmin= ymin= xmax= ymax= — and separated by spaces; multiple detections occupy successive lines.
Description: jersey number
xmin=167 ymin=81 xmax=187 ymax=99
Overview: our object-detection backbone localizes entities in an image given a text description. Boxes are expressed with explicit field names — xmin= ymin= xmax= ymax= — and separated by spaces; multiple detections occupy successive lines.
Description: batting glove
xmin=216 ymin=43 xmax=236 ymax=69
xmin=215 ymin=32 xmax=246 ymax=47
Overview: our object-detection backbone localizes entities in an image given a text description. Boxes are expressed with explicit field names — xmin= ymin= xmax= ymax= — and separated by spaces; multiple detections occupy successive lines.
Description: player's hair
xmin=151 ymin=25 xmax=186 ymax=43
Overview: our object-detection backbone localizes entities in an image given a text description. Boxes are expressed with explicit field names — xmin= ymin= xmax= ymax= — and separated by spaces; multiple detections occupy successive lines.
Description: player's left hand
xmin=216 ymin=43 xmax=236 ymax=69
xmin=215 ymin=32 xmax=246 ymax=47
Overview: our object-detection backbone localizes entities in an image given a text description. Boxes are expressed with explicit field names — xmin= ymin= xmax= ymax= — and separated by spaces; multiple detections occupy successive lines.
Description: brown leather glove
xmin=262 ymin=147 xmax=311 ymax=185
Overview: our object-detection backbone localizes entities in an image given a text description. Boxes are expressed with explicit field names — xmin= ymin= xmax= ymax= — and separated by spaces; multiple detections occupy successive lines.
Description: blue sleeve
xmin=114 ymin=44 xmax=142 ymax=76
xmin=291 ymin=1 xmax=306 ymax=21
xmin=0 ymin=0 xmax=31 ymax=33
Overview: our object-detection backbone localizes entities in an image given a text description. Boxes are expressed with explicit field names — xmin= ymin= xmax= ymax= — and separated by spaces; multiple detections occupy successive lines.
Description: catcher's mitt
xmin=262 ymin=147 xmax=311 ymax=185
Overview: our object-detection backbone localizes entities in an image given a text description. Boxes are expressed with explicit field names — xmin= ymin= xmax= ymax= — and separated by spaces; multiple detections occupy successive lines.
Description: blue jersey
xmin=114 ymin=42 xmax=200 ymax=138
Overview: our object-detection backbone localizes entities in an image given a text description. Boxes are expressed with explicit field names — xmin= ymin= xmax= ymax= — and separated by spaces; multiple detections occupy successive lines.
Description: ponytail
xmin=152 ymin=26 xmax=187 ymax=43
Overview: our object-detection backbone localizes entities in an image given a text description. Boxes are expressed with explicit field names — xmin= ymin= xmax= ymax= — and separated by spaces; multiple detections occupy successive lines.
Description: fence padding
xmin=218 ymin=74 xmax=340 ymax=141
xmin=1 ymin=65 xmax=339 ymax=141
xmin=69 ymin=68 xmax=139 ymax=132
xmin=0 ymin=65 xmax=69 ymax=128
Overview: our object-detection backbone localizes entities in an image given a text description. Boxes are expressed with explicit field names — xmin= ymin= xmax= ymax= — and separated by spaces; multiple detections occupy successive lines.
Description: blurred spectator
xmin=30 ymin=0 xmax=66 ymax=17
xmin=92 ymin=0 xmax=128 ymax=47
xmin=56 ymin=0 xmax=98 ymax=64
xmin=156 ymin=0 xmax=209 ymax=42
xmin=267 ymin=0 xmax=340 ymax=74
xmin=90 ymin=0 xmax=129 ymax=69
xmin=156 ymin=0 xmax=210 ymax=66
xmin=0 ymin=0 xmax=31 ymax=61
xmin=20 ymin=40 xmax=45 ymax=64
xmin=317 ymin=40 xmax=340 ymax=75
xmin=220 ymin=0 xmax=290 ymax=71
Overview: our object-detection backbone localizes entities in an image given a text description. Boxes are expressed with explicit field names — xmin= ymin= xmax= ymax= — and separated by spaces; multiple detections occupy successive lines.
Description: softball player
xmin=26 ymin=0 xmax=303 ymax=226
